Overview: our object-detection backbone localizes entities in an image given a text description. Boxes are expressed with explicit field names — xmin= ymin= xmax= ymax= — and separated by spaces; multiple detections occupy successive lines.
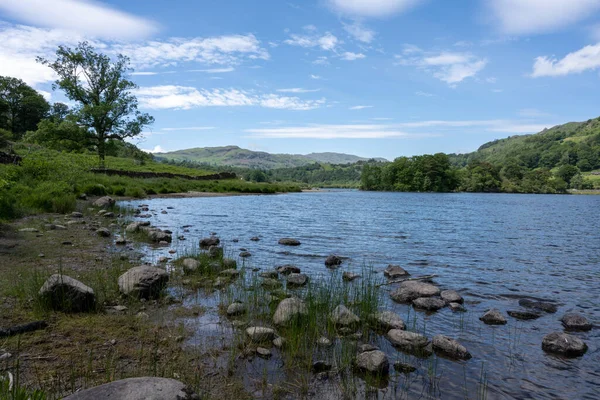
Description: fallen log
xmin=0 ymin=321 xmax=47 ymax=338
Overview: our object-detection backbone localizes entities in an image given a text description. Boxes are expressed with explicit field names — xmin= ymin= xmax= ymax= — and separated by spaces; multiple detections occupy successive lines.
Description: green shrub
xmin=111 ymin=186 xmax=126 ymax=196
xmin=125 ymin=186 xmax=146 ymax=198
xmin=83 ymin=183 xmax=108 ymax=196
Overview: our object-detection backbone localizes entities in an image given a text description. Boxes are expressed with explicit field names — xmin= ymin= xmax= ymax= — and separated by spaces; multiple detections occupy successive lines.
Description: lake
xmin=120 ymin=191 xmax=600 ymax=399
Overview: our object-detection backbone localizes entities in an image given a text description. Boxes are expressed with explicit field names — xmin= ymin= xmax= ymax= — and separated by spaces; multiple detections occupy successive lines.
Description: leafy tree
xmin=37 ymin=42 xmax=154 ymax=166
xmin=49 ymin=102 xmax=70 ymax=123
xmin=0 ymin=76 xmax=50 ymax=138
xmin=555 ymin=164 xmax=580 ymax=185
xmin=24 ymin=117 xmax=92 ymax=152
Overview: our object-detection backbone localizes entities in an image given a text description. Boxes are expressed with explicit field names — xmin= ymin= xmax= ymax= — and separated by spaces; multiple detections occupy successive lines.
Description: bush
xmin=22 ymin=181 xmax=75 ymax=213
xmin=125 ymin=186 xmax=146 ymax=198
xmin=82 ymin=183 xmax=108 ymax=196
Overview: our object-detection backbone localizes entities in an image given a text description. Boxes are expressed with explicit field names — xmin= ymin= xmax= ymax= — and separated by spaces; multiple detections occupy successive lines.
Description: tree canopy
xmin=0 ymin=76 xmax=50 ymax=139
xmin=37 ymin=42 xmax=154 ymax=166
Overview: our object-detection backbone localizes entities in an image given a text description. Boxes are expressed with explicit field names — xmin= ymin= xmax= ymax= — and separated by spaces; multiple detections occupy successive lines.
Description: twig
xmin=376 ymin=275 xmax=438 ymax=288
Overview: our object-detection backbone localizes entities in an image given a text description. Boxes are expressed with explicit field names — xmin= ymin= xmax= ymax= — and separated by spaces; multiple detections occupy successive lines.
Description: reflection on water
xmin=121 ymin=191 xmax=600 ymax=399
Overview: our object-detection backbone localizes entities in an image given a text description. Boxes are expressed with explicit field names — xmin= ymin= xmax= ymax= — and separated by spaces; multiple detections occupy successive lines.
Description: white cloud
xmin=532 ymin=43 xmax=600 ymax=77
xmin=276 ymin=88 xmax=321 ymax=93
xmin=245 ymin=124 xmax=416 ymax=139
xmin=0 ymin=0 xmax=158 ymax=40
xmin=415 ymin=91 xmax=434 ymax=97
xmin=310 ymin=74 xmax=323 ymax=79
xmin=189 ymin=67 xmax=235 ymax=73
xmin=284 ymin=32 xmax=339 ymax=51
xmin=160 ymin=127 xmax=216 ymax=131
xmin=135 ymin=85 xmax=326 ymax=111
xmin=131 ymin=71 xmax=159 ymax=76
xmin=343 ymin=21 xmax=375 ymax=43
xmin=313 ymin=56 xmax=330 ymax=65
xmin=142 ymin=145 xmax=166 ymax=153
xmin=396 ymin=49 xmax=487 ymax=85
xmin=341 ymin=51 xmax=366 ymax=60
xmin=37 ymin=89 xmax=51 ymax=101
xmin=487 ymin=0 xmax=600 ymax=35
xmin=327 ymin=0 xmax=422 ymax=17
xmin=349 ymin=105 xmax=373 ymax=110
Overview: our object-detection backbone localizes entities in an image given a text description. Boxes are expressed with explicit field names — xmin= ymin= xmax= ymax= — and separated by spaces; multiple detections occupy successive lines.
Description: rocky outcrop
xmin=330 ymin=305 xmax=360 ymax=327
xmin=39 ymin=274 xmax=95 ymax=312
xmin=63 ymin=377 xmax=198 ymax=400
xmin=325 ymin=255 xmax=343 ymax=268
xmin=432 ymin=335 xmax=472 ymax=360
xmin=355 ymin=350 xmax=389 ymax=375
xmin=384 ymin=265 xmax=409 ymax=279
xmin=560 ymin=313 xmax=593 ymax=331
xmin=368 ymin=311 xmax=406 ymax=331
xmin=542 ymin=332 xmax=588 ymax=357
xmin=390 ymin=281 xmax=440 ymax=303
xmin=440 ymin=290 xmax=463 ymax=304
xmin=413 ymin=297 xmax=446 ymax=311
xmin=118 ymin=266 xmax=169 ymax=299
xmin=92 ymin=196 xmax=115 ymax=209
xmin=286 ymin=273 xmax=308 ymax=287
xmin=273 ymin=297 xmax=308 ymax=327
xmin=278 ymin=238 xmax=301 ymax=246
xmin=480 ymin=309 xmax=507 ymax=325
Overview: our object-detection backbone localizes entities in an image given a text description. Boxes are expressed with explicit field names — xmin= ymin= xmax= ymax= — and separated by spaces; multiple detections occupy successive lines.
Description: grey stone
xmin=125 ymin=222 xmax=141 ymax=233
xmin=384 ymin=264 xmax=409 ymax=279
xmin=394 ymin=362 xmax=416 ymax=373
xmin=278 ymin=238 xmax=301 ymax=246
xmin=118 ymin=266 xmax=169 ymax=299
xmin=227 ymin=302 xmax=246 ymax=316
xmin=199 ymin=237 xmax=220 ymax=248
xmin=250 ymin=236 xmax=260 ymax=241
xmin=259 ymin=270 xmax=279 ymax=279
xmin=261 ymin=278 xmax=282 ymax=290
xmin=276 ymin=265 xmax=301 ymax=275
xmin=286 ymin=273 xmax=308 ymax=287
xmin=390 ymin=281 xmax=440 ymax=303
xmin=71 ymin=212 xmax=83 ymax=218
xmin=96 ymin=228 xmax=111 ymax=237
xmin=507 ymin=310 xmax=541 ymax=320
xmin=440 ymin=290 xmax=463 ymax=304
xmin=62 ymin=377 xmax=197 ymax=400
xmin=448 ymin=302 xmax=466 ymax=312
xmin=325 ymin=255 xmax=343 ymax=267
xmin=542 ymin=332 xmax=588 ymax=357
xmin=412 ymin=297 xmax=446 ymax=311
xmin=358 ymin=344 xmax=378 ymax=353
xmin=207 ymin=246 xmax=223 ymax=258
xmin=145 ymin=229 xmax=172 ymax=243
xmin=92 ymin=196 xmax=115 ymax=209
xmin=39 ymin=274 xmax=95 ymax=312
xmin=330 ymin=305 xmax=360 ymax=327
xmin=182 ymin=258 xmax=201 ymax=274
xmin=273 ymin=297 xmax=308 ymax=327
xmin=54 ymin=225 xmax=67 ymax=230
xmin=273 ymin=337 xmax=286 ymax=348
xmin=561 ymin=313 xmax=593 ymax=331
xmin=342 ymin=272 xmax=361 ymax=281
xmin=387 ymin=329 xmax=429 ymax=349
xmin=480 ymin=309 xmax=507 ymax=325
xmin=368 ymin=311 xmax=406 ymax=331
xmin=519 ymin=299 xmax=558 ymax=313
xmin=246 ymin=326 xmax=276 ymax=342
xmin=103 ymin=212 xmax=115 ymax=218
xmin=355 ymin=350 xmax=389 ymax=375
xmin=239 ymin=251 xmax=252 ymax=258
xmin=19 ymin=228 xmax=39 ymax=232
xmin=432 ymin=335 xmax=472 ymax=360
xmin=256 ymin=347 xmax=271 ymax=358
xmin=219 ymin=269 xmax=240 ymax=279
xmin=317 ymin=337 xmax=332 ymax=347
xmin=222 ymin=258 xmax=237 ymax=269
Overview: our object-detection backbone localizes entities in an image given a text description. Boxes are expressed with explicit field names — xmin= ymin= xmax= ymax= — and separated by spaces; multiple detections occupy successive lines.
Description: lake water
xmin=120 ymin=191 xmax=600 ymax=399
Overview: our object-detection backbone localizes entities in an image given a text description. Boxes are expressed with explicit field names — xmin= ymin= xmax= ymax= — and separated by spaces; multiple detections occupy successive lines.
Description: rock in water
xmin=118 ymin=266 xmax=169 ymax=299
xmin=560 ymin=313 xmax=593 ymax=331
xmin=342 ymin=272 xmax=360 ymax=281
xmin=325 ymin=255 xmax=343 ymax=268
xmin=208 ymin=246 xmax=223 ymax=258
xmin=276 ymin=265 xmax=301 ymax=275
xmin=507 ymin=310 xmax=541 ymax=320
xmin=432 ymin=335 xmax=472 ymax=360
xmin=519 ymin=299 xmax=558 ymax=313
xmin=246 ymin=326 xmax=276 ymax=342
xmin=39 ymin=274 xmax=95 ymax=312
xmin=440 ymin=290 xmax=463 ymax=304
xmin=412 ymin=297 xmax=446 ymax=311
xmin=273 ymin=297 xmax=308 ymax=327
xmin=384 ymin=264 xmax=409 ymax=279
xmin=542 ymin=332 xmax=588 ymax=357
xmin=239 ymin=251 xmax=252 ymax=258
xmin=355 ymin=350 xmax=389 ymax=375
xmin=286 ymin=273 xmax=308 ymax=287
xmin=261 ymin=278 xmax=282 ymax=290
xmin=62 ymin=377 xmax=197 ymax=400
xmin=92 ymin=196 xmax=115 ymax=209
xmin=227 ymin=302 xmax=246 ymax=316
xmin=480 ymin=309 xmax=507 ymax=325
xmin=278 ymin=238 xmax=301 ymax=246
xmin=199 ymin=237 xmax=220 ymax=248
xmin=386 ymin=329 xmax=429 ymax=350
xmin=394 ymin=362 xmax=416 ymax=373
xmin=390 ymin=281 xmax=440 ymax=303
xmin=330 ymin=305 xmax=360 ymax=327
xmin=182 ymin=258 xmax=200 ymax=274
xmin=368 ymin=311 xmax=406 ymax=331
xmin=259 ymin=270 xmax=279 ymax=279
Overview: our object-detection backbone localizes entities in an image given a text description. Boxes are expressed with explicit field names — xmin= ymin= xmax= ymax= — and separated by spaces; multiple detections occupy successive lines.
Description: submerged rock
xmin=250 ymin=236 xmax=260 ymax=241
xmin=507 ymin=310 xmax=541 ymax=320
xmin=62 ymin=377 xmax=197 ymax=400
xmin=432 ymin=335 xmax=472 ymax=360
xmin=227 ymin=301 xmax=246 ymax=316
xmin=448 ymin=302 xmax=466 ymax=312
xmin=246 ymin=326 xmax=276 ymax=342
xmin=273 ymin=297 xmax=308 ymax=327
xmin=519 ymin=299 xmax=558 ymax=313
xmin=39 ymin=274 xmax=95 ymax=312
xmin=413 ymin=297 xmax=446 ymax=311
xmin=561 ymin=313 xmax=593 ymax=331
xmin=542 ymin=332 xmax=588 ymax=357
xmin=394 ymin=362 xmax=416 ymax=373
xmin=286 ymin=273 xmax=308 ymax=287
xmin=390 ymin=281 xmax=440 ymax=303
xmin=239 ymin=251 xmax=252 ymax=258
xmin=368 ymin=311 xmax=406 ymax=331
xmin=330 ymin=305 xmax=360 ymax=327
xmin=386 ymin=329 xmax=429 ymax=350
xmin=440 ymin=290 xmax=463 ymax=304
xmin=355 ymin=350 xmax=389 ymax=375
xmin=118 ymin=266 xmax=169 ymax=299
xmin=342 ymin=272 xmax=361 ymax=282
xmin=480 ymin=309 xmax=507 ymax=325
xmin=276 ymin=265 xmax=301 ymax=275
xmin=384 ymin=264 xmax=409 ymax=279
xmin=325 ymin=255 xmax=343 ymax=268
xmin=278 ymin=238 xmax=301 ymax=246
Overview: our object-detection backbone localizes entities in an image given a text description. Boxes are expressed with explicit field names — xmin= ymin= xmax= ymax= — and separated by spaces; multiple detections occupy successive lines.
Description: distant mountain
xmin=154 ymin=146 xmax=386 ymax=169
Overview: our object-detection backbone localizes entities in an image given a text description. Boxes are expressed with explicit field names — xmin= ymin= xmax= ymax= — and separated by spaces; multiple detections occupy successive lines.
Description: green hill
xmin=155 ymin=146 xmax=385 ymax=169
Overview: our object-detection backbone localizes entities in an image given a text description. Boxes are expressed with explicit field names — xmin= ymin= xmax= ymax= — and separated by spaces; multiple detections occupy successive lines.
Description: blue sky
xmin=1 ymin=0 xmax=600 ymax=159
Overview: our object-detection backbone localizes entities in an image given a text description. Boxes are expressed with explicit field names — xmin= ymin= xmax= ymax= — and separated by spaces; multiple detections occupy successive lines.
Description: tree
xmin=0 ymin=76 xmax=50 ymax=138
xmin=37 ymin=42 xmax=154 ymax=166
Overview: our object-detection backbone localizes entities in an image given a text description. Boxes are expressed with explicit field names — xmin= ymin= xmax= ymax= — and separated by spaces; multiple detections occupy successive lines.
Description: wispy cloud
xmin=327 ymin=0 xmax=423 ymax=18
xmin=135 ymin=85 xmax=326 ymax=111
xmin=341 ymin=51 xmax=366 ymax=60
xmin=131 ymin=71 xmax=159 ymax=76
xmin=532 ymin=43 xmax=600 ymax=77
xmin=245 ymin=124 xmax=418 ymax=139
xmin=349 ymin=105 xmax=374 ymax=110
xmin=141 ymin=145 xmax=167 ymax=153
xmin=160 ymin=127 xmax=216 ymax=131
xmin=284 ymin=31 xmax=339 ymax=51
xmin=518 ymin=108 xmax=551 ymax=118
xmin=415 ymin=91 xmax=434 ymax=97
xmin=310 ymin=74 xmax=323 ymax=79
xmin=0 ymin=0 xmax=158 ymax=40
xmin=276 ymin=88 xmax=321 ymax=93
xmin=188 ymin=67 xmax=235 ymax=73
xmin=343 ymin=21 xmax=375 ymax=43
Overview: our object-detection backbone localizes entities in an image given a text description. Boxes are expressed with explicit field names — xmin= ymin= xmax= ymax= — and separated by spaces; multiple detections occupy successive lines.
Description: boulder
xmin=222 ymin=258 xmax=237 ymax=269
xmin=480 ymin=309 xmax=507 ymax=325
xmin=144 ymin=228 xmax=172 ymax=243
xmin=325 ymin=255 xmax=343 ymax=268
xmin=92 ymin=196 xmax=115 ymax=209
xmin=259 ymin=270 xmax=279 ymax=279
xmin=507 ymin=310 xmax=541 ymax=320
xmin=561 ymin=313 xmax=593 ymax=331
xmin=39 ymin=274 xmax=95 ymax=312
xmin=62 ymin=377 xmax=197 ymax=400
xmin=394 ymin=362 xmax=416 ymax=373
xmin=125 ymin=222 xmax=141 ymax=233
xmin=368 ymin=311 xmax=406 ymax=331
xmin=182 ymin=258 xmax=200 ymax=274
xmin=261 ymin=278 xmax=282 ymax=290
xmin=448 ymin=302 xmax=466 ymax=312
xmin=250 ymin=236 xmax=260 ymax=241
xmin=432 ymin=335 xmax=472 ymax=360
xmin=273 ymin=297 xmax=308 ymax=327
xmin=71 ymin=212 xmax=83 ymax=218
xmin=519 ymin=299 xmax=558 ymax=313
xmin=276 ymin=265 xmax=301 ymax=275
xmin=246 ymin=326 xmax=276 ymax=342
xmin=387 ymin=329 xmax=429 ymax=349
xmin=273 ymin=337 xmax=286 ymax=348
xmin=227 ymin=302 xmax=246 ymax=316
xmin=390 ymin=281 xmax=440 ymax=303
xmin=118 ymin=266 xmax=169 ymax=299
xmin=199 ymin=237 xmax=220 ymax=248
xmin=355 ymin=350 xmax=389 ymax=375
xmin=278 ymin=238 xmax=301 ymax=246
xmin=412 ymin=297 xmax=446 ymax=311
xmin=384 ymin=264 xmax=409 ymax=279
xmin=286 ymin=273 xmax=308 ymax=287
xmin=330 ymin=305 xmax=360 ymax=327
xmin=342 ymin=272 xmax=361 ymax=282
xmin=239 ymin=251 xmax=252 ymax=258
xmin=256 ymin=347 xmax=271 ymax=358
xmin=542 ymin=332 xmax=588 ymax=357
xmin=440 ymin=290 xmax=463 ymax=304
xmin=96 ymin=228 xmax=111 ymax=237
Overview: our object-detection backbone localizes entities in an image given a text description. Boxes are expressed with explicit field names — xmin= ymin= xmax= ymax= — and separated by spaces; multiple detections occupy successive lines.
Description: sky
xmin=1 ymin=0 xmax=600 ymax=160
